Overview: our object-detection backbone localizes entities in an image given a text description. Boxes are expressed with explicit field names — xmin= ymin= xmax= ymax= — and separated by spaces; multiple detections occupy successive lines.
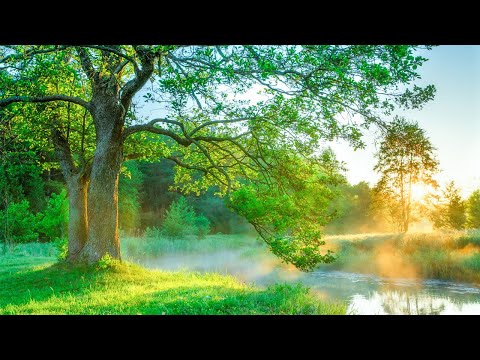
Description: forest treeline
xmin=1 ymin=133 xmax=479 ymax=246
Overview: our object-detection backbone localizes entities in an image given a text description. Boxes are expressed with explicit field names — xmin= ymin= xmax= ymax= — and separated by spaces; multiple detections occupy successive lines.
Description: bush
xmin=195 ymin=215 xmax=210 ymax=239
xmin=36 ymin=190 xmax=69 ymax=242
xmin=161 ymin=197 xmax=211 ymax=239
xmin=54 ymin=237 xmax=68 ymax=261
xmin=144 ymin=226 xmax=162 ymax=238
xmin=0 ymin=200 xmax=38 ymax=244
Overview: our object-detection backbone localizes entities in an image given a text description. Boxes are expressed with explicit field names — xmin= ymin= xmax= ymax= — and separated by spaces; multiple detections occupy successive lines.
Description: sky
xmin=329 ymin=45 xmax=480 ymax=197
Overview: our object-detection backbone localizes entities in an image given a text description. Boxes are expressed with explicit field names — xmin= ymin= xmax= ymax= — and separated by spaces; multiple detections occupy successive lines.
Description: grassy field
xmin=320 ymin=230 xmax=480 ymax=284
xmin=0 ymin=248 xmax=346 ymax=315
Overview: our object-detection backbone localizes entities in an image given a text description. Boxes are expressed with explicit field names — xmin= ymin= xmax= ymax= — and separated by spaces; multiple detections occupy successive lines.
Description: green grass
xmin=0 ymin=252 xmax=346 ymax=315
xmin=321 ymin=230 xmax=480 ymax=284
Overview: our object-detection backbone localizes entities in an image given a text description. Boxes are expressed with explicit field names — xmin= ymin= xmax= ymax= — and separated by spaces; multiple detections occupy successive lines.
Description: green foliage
xmin=96 ymin=254 xmax=119 ymax=270
xmin=466 ymin=189 xmax=480 ymax=229
xmin=373 ymin=117 xmax=439 ymax=232
xmin=161 ymin=197 xmax=211 ymax=239
xmin=0 ymin=254 xmax=346 ymax=315
xmin=36 ymin=189 xmax=68 ymax=242
xmin=54 ymin=237 xmax=68 ymax=261
xmin=194 ymin=215 xmax=210 ymax=239
xmin=118 ymin=161 xmax=143 ymax=233
xmin=229 ymin=152 xmax=343 ymax=271
xmin=463 ymin=253 xmax=480 ymax=272
xmin=0 ymin=200 xmax=38 ymax=244
xmin=429 ymin=181 xmax=466 ymax=230
xmin=326 ymin=181 xmax=380 ymax=234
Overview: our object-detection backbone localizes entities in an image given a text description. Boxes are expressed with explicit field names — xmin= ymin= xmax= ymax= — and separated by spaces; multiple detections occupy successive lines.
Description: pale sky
xmin=330 ymin=45 xmax=480 ymax=197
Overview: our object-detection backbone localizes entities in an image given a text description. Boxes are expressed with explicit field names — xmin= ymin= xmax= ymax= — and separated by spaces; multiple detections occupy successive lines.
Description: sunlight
xmin=411 ymin=183 xmax=431 ymax=202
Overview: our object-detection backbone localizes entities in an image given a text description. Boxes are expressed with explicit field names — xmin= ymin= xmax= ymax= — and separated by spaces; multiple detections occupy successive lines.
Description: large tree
xmin=0 ymin=45 xmax=435 ymax=266
xmin=373 ymin=117 xmax=439 ymax=232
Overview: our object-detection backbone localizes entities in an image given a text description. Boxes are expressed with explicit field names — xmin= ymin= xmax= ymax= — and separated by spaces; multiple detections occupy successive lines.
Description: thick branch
xmin=85 ymin=45 xmax=139 ymax=71
xmin=76 ymin=47 xmax=98 ymax=83
xmin=0 ymin=95 xmax=90 ymax=110
xmin=123 ymin=117 xmax=185 ymax=137
xmin=51 ymin=126 xmax=76 ymax=179
xmin=166 ymin=156 xmax=208 ymax=173
xmin=0 ymin=45 xmax=69 ymax=64
xmin=123 ymin=118 xmax=190 ymax=146
xmin=120 ymin=50 xmax=156 ymax=108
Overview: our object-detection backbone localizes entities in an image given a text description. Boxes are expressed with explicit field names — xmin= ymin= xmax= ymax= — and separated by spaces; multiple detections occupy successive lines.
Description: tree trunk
xmin=66 ymin=175 xmax=88 ymax=261
xmin=77 ymin=97 xmax=124 ymax=263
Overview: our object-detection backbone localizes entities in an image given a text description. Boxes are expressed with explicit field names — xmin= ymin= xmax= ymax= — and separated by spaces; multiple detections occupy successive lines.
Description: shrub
xmin=36 ymin=190 xmax=69 ymax=242
xmin=54 ymin=237 xmax=68 ymax=261
xmin=463 ymin=253 xmax=480 ymax=272
xmin=195 ymin=215 xmax=210 ymax=239
xmin=161 ymin=197 xmax=210 ymax=239
xmin=0 ymin=199 xmax=38 ymax=244
xmin=144 ymin=226 xmax=162 ymax=239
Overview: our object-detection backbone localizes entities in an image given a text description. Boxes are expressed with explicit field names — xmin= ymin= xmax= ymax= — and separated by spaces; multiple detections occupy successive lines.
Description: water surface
xmin=135 ymin=250 xmax=480 ymax=315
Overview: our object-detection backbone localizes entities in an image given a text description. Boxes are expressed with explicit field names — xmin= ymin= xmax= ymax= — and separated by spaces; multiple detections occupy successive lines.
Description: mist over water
xmin=130 ymin=247 xmax=480 ymax=315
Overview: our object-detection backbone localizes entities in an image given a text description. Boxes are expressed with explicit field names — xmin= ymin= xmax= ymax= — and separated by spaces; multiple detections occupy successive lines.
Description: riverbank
xmin=0 ymin=250 xmax=345 ymax=315
xmin=320 ymin=230 xmax=480 ymax=285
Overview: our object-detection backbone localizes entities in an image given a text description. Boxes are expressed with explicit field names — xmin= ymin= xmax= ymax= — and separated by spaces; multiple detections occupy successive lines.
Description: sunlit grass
xmin=321 ymin=230 xmax=480 ymax=284
xmin=0 ymin=252 xmax=346 ymax=315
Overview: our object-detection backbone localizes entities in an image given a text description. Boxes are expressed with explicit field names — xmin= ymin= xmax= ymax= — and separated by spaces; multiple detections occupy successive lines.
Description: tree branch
xmin=75 ymin=47 xmax=98 ymax=82
xmin=189 ymin=118 xmax=250 ymax=136
xmin=85 ymin=45 xmax=139 ymax=71
xmin=0 ymin=45 xmax=69 ymax=64
xmin=166 ymin=155 xmax=209 ymax=173
xmin=120 ymin=48 xmax=156 ymax=108
xmin=123 ymin=118 xmax=190 ymax=146
xmin=0 ymin=95 xmax=91 ymax=110
xmin=51 ymin=125 xmax=76 ymax=179
xmin=193 ymin=131 xmax=251 ymax=143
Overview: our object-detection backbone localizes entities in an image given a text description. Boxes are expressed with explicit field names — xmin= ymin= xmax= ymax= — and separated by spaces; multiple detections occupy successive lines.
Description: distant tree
xmin=466 ymin=189 xmax=480 ymax=229
xmin=371 ymin=188 xmax=404 ymax=232
xmin=429 ymin=181 xmax=466 ymax=230
xmin=373 ymin=117 xmax=439 ymax=232
xmin=326 ymin=181 xmax=378 ymax=234
xmin=161 ymin=196 xmax=210 ymax=239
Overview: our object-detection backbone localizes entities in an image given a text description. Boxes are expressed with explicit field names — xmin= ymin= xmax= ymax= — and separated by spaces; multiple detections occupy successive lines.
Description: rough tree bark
xmin=51 ymin=127 xmax=89 ymax=261
xmin=66 ymin=175 xmax=88 ymax=260
xmin=75 ymin=50 xmax=154 ymax=263
xmin=76 ymin=94 xmax=125 ymax=263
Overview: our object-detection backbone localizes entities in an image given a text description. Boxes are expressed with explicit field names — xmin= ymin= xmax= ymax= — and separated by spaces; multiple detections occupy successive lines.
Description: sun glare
xmin=410 ymin=183 xmax=430 ymax=202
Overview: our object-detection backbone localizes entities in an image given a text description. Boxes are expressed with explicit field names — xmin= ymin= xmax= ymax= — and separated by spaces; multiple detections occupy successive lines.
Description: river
xmin=134 ymin=249 xmax=480 ymax=315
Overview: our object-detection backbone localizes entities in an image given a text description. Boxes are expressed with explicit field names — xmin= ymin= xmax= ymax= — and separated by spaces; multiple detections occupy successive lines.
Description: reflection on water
xmin=133 ymin=250 xmax=480 ymax=315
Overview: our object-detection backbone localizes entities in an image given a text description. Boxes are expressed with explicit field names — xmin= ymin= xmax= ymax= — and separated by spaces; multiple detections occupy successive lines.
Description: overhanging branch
xmin=0 ymin=95 xmax=91 ymax=110
xmin=123 ymin=118 xmax=190 ymax=146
